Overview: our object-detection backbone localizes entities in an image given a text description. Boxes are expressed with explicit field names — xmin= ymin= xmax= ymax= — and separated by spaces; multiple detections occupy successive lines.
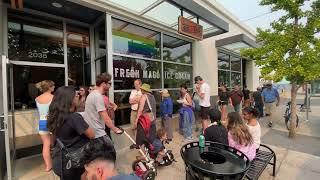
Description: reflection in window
xmin=231 ymin=72 xmax=242 ymax=86
xmin=8 ymin=12 xmax=64 ymax=63
xmin=231 ymin=56 xmax=241 ymax=72
xmin=163 ymin=35 xmax=191 ymax=64
xmin=164 ymin=63 xmax=192 ymax=88
xmin=113 ymin=55 xmax=162 ymax=90
xmin=218 ymin=52 xmax=230 ymax=70
xmin=67 ymin=25 xmax=91 ymax=87
xmin=114 ymin=91 xmax=161 ymax=126
xmin=218 ymin=70 xmax=230 ymax=87
xmin=12 ymin=65 xmax=65 ymax=110
xmin=112 ymin=18 xmax=160 ymax=59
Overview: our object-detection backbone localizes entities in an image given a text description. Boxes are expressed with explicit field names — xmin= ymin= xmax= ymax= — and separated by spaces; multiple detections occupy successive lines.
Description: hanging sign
xmin=178 ymin=16 xmax=203 ymax=40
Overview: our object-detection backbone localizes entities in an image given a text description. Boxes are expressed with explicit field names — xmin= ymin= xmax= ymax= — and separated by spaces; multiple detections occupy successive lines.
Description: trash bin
xmin=180 ymin=141 xmax=251 ymax=180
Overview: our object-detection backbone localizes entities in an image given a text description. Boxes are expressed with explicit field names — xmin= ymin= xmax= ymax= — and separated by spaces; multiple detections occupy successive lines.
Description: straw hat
xmin=159 ymin=89 xmax=170 ymax=97
xmin=140 ymin=83 xmax=152 ymax=93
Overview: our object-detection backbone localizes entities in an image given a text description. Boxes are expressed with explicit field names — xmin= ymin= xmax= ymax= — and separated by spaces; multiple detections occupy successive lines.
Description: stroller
xmin=122 ymin=129 xmax=175 ymax=180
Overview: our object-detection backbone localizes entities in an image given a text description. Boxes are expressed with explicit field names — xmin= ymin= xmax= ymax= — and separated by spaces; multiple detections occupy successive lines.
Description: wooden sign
xmin=178 ymin=16 xmax=203 ymax=40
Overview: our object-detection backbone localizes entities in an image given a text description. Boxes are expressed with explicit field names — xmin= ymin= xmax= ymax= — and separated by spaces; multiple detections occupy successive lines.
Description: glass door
xmin=1 ymin=55 xmax=15 ymax=180
xmin=94 ymin=17 xmax=107 ymax=75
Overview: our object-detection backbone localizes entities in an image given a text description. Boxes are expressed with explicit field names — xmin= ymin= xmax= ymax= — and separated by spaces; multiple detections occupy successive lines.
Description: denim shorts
xmin=39 ymin=120 xmax=49 ymax=134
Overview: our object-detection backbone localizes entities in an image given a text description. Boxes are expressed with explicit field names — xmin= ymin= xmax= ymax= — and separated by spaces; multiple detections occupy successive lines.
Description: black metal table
xmin=180 ymin=141 xmax=251 ymax=180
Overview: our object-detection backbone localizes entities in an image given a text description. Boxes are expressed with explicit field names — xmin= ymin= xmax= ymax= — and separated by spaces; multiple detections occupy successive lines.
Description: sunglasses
xmin=107 ymin=82 xmax=112 ymax=85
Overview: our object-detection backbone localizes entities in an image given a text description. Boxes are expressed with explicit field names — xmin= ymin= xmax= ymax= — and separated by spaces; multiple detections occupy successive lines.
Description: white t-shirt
xmin=129 ymin=89 xmax=142 ymax=111
xmin=247 ymin=122 xmax=261 ymax=148
xmin=199 ymin=82 xmax=211 ymax=107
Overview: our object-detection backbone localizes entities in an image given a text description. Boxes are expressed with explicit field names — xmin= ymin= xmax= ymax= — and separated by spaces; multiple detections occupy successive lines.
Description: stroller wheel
xmin=132 ymin=160 xmax=140 ymax=171
xmin=143 ymin=169 xmax=156 ymax=180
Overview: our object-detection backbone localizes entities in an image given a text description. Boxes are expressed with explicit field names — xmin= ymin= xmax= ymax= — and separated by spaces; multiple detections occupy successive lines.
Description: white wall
xmin=193 ymin=38 xmax=218 ymax=96
xmin=192 ymin=0 xmax=260 ymax=95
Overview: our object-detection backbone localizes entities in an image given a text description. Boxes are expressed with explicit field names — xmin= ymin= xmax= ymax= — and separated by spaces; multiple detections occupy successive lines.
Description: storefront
xmin=0 ymin=0 xmax=259 ymax=179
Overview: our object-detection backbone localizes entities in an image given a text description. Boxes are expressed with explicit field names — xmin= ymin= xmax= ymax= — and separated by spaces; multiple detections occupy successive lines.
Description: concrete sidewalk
xmin=11 ymin=127 xmax=320 ymax=180
xmin=9 ymin=94 xmax=320 ymax=180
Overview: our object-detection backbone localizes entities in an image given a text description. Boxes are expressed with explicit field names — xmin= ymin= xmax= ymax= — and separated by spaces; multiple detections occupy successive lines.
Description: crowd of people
xmin=34 ymin=72 xmax=280 ymax=179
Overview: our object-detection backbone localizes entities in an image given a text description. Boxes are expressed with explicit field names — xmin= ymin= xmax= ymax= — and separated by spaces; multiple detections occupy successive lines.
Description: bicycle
xmin=283 ymin=101 xmax=305 ymax=130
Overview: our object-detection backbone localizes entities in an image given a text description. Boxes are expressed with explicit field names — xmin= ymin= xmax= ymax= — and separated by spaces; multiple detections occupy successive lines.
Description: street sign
xmin=178 ymin=16 xmax=203 ymax=40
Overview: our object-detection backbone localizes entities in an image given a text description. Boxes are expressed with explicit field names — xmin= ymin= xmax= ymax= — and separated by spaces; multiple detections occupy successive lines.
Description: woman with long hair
xmin=47 ymin=86 xmax=95 ymax=179
xmin=243 ymin=107 xmax=261 ymax=150
xmin=178 ymin=84 xmax=194 ymax=141
xmin=75 ymin=86 xmax=89 ymax=112
xmin=218 ymin=85 xmax=231 ymax=122
xmin=35 ymin=80 xmax=55 ymax=172
xmin=227 ymin=112 xmax=256 ymax=160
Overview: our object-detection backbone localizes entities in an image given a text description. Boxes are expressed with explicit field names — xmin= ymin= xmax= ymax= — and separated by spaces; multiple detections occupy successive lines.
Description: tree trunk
xmin=289 ymin=82 xmax=298 ymax=138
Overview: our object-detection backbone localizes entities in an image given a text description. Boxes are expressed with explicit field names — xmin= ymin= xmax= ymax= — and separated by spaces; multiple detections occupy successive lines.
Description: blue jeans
xmin=255 ymin=104 xmax=264 ymax=117
xmin=182 ymin=111 xmax=193 ymax=139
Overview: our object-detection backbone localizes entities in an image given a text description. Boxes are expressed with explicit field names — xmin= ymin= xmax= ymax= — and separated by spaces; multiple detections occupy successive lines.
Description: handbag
xmin=56 ymin=138 xmax=91 ymax=170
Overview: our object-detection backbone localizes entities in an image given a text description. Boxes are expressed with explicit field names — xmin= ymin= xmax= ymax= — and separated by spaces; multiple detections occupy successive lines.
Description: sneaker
xmin=268 ymin=122 xmax=273 ymax=128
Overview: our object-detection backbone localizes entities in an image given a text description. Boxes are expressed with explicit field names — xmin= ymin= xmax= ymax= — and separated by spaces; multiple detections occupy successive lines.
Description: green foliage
xmin=241 ymin=0 xmax=320 ymax=85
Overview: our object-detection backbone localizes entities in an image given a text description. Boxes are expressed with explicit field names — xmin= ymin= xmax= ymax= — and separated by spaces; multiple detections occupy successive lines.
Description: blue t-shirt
xmin=110 ymin=174 xmax=140 ymax=180
xmin=152 ymin=138 xmax=164 ymax=154
xmin=261 ymin=87 xmax=279 ymax=103
xmin=160 ymin=97 xmax=173 ymax=117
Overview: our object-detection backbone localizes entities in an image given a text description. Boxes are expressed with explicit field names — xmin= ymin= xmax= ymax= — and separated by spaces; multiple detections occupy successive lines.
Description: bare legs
xmin=40 ymin=134 xmax=52 ymax=172
xmin=221 ymin=105 xmax=227 ymax=122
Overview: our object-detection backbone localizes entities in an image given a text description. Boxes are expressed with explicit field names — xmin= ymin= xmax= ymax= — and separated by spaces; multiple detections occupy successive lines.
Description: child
xmin=160 ymin=89 xmax=173 ymax=142
xmin=152 ymin=129 xmax=168 ymax=165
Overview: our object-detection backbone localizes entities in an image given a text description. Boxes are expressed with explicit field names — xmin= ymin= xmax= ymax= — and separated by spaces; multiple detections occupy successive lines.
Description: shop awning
xmin=103 ymin=0 xmax=229 ymax=39
xmin=216 ymin=34 xmax=258 ymax=53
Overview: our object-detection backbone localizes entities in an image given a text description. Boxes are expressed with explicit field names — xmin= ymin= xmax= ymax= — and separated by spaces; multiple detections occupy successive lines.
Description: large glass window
xmin=112 ymin=18 xmax=160 ymax=59
xmin=113 ymin=55 xmax=162 ymax=90
xmin=67 ymin=25 xmax=91 ymax=86
xmin=218 ymin=52 xmax=230 ymax=70
xmin=12 ymin=65 xmax=65 ymax=110
xmin=163 ymin=35 xmax=191 ymax=64
xmin=8 ymin=12 xmax=64 ymax=63
xmin=164 ymin=63 xmax=192 ymax=88
xmin=218 ymin=70 xmax=230 ymax=87
xmin=218 ymin=51 xmax=243 ymax=88
xmin=231 ymin=72 xmax=242 ymax=86
xmin=111 ymin=18 xmax=193 ymax=126
xmin=231 ymin=56 xmax=241 ymax=72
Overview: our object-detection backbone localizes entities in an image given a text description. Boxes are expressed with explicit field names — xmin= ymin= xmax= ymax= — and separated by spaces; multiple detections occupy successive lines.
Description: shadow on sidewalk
xmin=262 ymin=129 xmax=320 ymax=156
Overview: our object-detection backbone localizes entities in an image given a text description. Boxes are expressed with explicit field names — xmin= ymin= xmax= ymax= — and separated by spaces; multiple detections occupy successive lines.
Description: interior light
xmin=52 ymin=2 xmax=63 ymax=8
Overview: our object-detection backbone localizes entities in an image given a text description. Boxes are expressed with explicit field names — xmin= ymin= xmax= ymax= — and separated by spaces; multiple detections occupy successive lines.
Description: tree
xmin=241 ymin=0 xmax=320 ymax=138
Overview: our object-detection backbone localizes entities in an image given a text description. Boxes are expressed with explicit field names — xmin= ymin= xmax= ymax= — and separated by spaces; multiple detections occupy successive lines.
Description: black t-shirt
xmin=243 ymin=89 xmax=250 ymax=100
xmin=204 ymin=125 xmax=228 ymax=145
xmin=218 ymin=91 xmax=229 ymax=103
xmin=56 ymin=113 xmax=89 ymax=148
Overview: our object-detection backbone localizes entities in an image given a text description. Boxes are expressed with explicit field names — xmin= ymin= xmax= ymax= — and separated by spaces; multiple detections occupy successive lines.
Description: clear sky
xmin=216 ymin=0 xmax=312 ymax=31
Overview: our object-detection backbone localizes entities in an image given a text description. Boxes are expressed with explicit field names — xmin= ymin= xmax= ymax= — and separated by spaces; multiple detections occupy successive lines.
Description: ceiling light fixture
xmin=52 ymin=2 xmax=63 ymax=8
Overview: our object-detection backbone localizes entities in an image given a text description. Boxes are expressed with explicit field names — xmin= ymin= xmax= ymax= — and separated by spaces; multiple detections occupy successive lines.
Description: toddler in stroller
xmin=149 ymin=129 xmax=175 ymax=166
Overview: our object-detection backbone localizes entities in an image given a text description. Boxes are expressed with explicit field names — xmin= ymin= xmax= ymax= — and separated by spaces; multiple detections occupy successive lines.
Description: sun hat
xmin=140 ymin=83 xmax=152 ymax=93
xmin=159 ymin=89 xmax=170 ymax=97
